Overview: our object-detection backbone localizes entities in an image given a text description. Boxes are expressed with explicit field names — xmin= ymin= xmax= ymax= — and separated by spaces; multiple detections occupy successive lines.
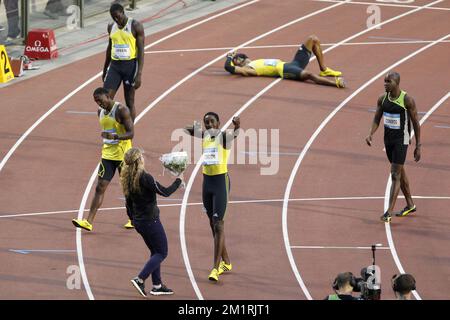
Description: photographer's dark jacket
xmin=125 ymin=172 xmax=181 ymax=221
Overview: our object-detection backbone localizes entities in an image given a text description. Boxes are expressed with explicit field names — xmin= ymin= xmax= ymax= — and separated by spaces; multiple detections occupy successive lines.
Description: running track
xmin=0 ymin=0 xmax=449 ymax=300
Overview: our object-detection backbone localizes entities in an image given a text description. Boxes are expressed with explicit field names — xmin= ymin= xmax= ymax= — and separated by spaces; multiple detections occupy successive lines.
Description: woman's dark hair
xmin=204 ymin=112 xmax=220 ymax=122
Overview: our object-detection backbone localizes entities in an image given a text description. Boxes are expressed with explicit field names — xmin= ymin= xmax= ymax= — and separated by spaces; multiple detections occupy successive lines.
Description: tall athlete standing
xmin=72 ymin=87 xmax=134 ymax=231
xmin=103 ymin=2 xmax=145 ymax=122
xmin=184 ymin=113 xmax=240 ymax=282
xmin=366 ymin=71 xmax=421 ymax=223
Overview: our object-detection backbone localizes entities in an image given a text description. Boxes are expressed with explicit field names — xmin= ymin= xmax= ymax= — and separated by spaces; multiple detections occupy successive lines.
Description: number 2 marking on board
xmin=1 ymin=51 xmax=11 ymax=74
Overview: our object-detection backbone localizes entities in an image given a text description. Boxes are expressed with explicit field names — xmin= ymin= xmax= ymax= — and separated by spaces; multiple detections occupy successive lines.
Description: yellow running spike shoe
xmin=124 ymin=220 xmax=134 ymax=229
xmin=218 ymin=261 xmax=233 ymax=275
xmin=320 ymin=67 xmax=342 ymax=77
xmin=72 ymin=219 xmax=93 ymax=231
xmin=208 ymin=268 xmax=219 ymax=282
xmin=395 ymin=205 xmax=416 ymax=217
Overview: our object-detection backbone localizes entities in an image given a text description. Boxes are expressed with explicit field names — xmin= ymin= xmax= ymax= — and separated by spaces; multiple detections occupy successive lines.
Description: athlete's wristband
xmin=224 ymin=56 xmax=236 ymax=74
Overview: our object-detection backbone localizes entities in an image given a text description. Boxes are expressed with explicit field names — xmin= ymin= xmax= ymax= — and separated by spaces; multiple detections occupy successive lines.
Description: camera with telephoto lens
xmin=352 ymin=266 xmax=381 ymax=300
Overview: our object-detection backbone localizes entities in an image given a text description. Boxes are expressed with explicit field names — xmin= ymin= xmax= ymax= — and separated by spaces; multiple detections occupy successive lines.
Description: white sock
xmin=153 ymin=284 xmax=162 ymax=289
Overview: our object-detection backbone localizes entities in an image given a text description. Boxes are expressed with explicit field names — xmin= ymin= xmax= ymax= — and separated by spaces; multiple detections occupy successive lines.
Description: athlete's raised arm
xmin=224 ymin=53 xmax=257 ymax=76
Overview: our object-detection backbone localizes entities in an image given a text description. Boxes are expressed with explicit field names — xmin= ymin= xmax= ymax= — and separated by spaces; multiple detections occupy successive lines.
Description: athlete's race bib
xmin=264 ymin=59 xmax=279 ymax=67
xmin=103 ymin=129 xmax=119 ymax=145
xmin=113 ymin=44 xmax=131 ymax=60
xmin=383 ymin=112 xmax=401 ymax=129
xmin=202 ymin=147 xmax=220 ymax=165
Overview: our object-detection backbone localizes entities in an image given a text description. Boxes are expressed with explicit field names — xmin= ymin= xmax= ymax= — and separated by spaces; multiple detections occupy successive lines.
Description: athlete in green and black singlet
xmin=382 ymin=90 xmax=411 ymax=147
xmin=366 ymin=71 xmax=421 ymax=223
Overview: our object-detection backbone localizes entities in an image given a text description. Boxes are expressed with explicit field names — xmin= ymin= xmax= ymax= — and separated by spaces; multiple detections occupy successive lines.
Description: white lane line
xmin=144 ymin=40 xmax=450 ymax=54
xmin=3 ymin=195 xmax=449 ymax=219
xmin=291 ymin=246 xmax=390 ymax=250
xmin=9 ymin=249 xmax=76 ymax=255
xmin=180 ymin=0 xmax=445 ymax=300
xmin=178 ymin=0 xmax=351 ymax=301
xmin=72 ymin=0 xmax=262 ymax=301
xmin=0 ymin=72 xmax=101 ymax=173
xmin=314 ymin=0 xmax=450 ymax=11
xmin=283 ymin=34 xmax=450 ymax=300
xmin=369 ymin=36 xmax=424 ymax=42
xmin=417 ymin=93 xmax=449 ymax=125
xmin=383 ymin=92 xmax=450 ymax=301
xmin=434 ymin=125 xmax=450 ymax=129
xmin=282 ymin=0 xmax=444 ymax=300
xmin=0 ymin=0 xmax=261 ymax=176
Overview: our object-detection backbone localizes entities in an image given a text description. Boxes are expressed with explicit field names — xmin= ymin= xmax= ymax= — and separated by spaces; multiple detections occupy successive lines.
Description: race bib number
xmin=383 ymin=112 xmax=401 ymax=129
xmin=113 ymin=44 xmax=131 ymax=60
xmin=203 ymin=147 xmax=219 ymax=165
xmin=264 ymin=59 xmax=278 ymax=67
xmin=103 ymin=129 xmax=119 ymax=145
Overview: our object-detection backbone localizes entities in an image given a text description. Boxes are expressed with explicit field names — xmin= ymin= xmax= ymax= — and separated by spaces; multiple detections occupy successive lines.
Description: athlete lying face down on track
xmin=224 ymin=35 xmax=345 ymax=88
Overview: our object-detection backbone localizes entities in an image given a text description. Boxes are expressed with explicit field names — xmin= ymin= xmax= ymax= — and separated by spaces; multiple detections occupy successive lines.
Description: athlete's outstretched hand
xmin=232 ymin=116 xmax=240 ymax=129
xmin=365 ymin=135 xmax=372 ymax=146
xmin=227 ymin=50 xmax=237 ymax=58
xmin=177 ymin=173 xmax=186 ymax=189
xmin=414 ymin=145 xmax=421 ymax=162
xmin=134 ymin=75 xmax=142 ymax=90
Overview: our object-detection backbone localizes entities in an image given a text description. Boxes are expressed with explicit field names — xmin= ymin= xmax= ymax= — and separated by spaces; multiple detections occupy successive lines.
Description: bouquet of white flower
xmin=160 ymin=151 xmax=188 ymax=176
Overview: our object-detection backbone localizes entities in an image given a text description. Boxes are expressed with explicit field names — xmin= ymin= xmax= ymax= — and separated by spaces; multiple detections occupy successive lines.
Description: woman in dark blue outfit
xmin=120 ymin=147 xmax=182 ymax=297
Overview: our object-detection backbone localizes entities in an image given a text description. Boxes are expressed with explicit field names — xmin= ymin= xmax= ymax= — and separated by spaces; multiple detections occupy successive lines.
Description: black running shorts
xmin=202 ymin=173 xmax=230 ymax=222
xmin=104 ymin=59 xmax=138 ymax=91
xmin=385 ymin=143 xmax=408 ymax=165
xmin=282 ymin=44 xmax=312 ymax=80
xmin=98 ymin=158 xmax=123 ymax=181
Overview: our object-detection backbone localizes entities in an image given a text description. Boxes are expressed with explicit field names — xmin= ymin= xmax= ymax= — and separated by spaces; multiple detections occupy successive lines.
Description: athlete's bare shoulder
xmin=131 ymin=19 xmax=144 ymax=35
xmin=377 ymin=93 xmax=385 ymax=106
xmin=107 ymin=22 xmax=114 ymax=33
xmin=131 ymin=18 xmax=143 ymax=28
xmin=115 ymin=103 xmax=131 ymax=123
xmin=117 ymin=102 xmax=129 ymax=113
xmin=404 ymin=93 xmax=415 ymax=107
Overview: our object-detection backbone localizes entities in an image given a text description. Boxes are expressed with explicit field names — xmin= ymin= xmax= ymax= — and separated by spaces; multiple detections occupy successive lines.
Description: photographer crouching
xmin=392 ymin=274 xmax=416 ymax=300
xmin=325 ymin=272 xmax=360 ymax=300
